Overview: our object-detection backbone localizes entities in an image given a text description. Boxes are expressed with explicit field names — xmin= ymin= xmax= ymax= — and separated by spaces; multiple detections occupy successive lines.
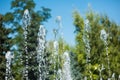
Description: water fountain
xmin=36 ymin=25 xmax=46 ymax=80
xmin=111 ymin=73 xmax=115 ymax=80
xmin=22 ymin=9 xmax=31 ymax=80
xmin=100 ymin=29 xmax=110 ymax=80
xmin=52 ymin=16 xmax=64 ymax=80
xmin=56 ymin=16 xmax=62 ymax=29
xmin=5 ymin=51 xmax=14 ymax=80
xmin=83 ymin=19 xmax=92 ymax=80
xmin=56 ymin=16 xmax=73 ymax=80
xmin=56 ymin=16 xmax=63 ymax=38
xmin=53 ymin=28 xmax=59 ymax=80
xmin=118 ymin=75 xmax=120 ymax=79
xmin=84 ymin=76 xmax=87 ymax=80
xmin=62 ymin=51 xmax=72 ymax=80
xmin=98 ymin=64 xmax=105 ymax=80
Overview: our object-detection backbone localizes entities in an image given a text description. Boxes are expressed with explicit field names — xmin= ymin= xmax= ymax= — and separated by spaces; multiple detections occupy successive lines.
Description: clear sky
xmin=0 ymin=0 xmax=120 ymax=46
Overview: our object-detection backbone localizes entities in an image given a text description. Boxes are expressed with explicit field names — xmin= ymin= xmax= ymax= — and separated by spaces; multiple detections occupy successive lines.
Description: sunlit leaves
xmin=73 ymin=11 xmax=84 ymax=33
xmin=73 ymin=9 xmax=120 ymax=79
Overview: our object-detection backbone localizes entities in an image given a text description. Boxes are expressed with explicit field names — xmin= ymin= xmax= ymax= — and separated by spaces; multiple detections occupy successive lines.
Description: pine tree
xmin=0 ymin=14 xmax=13 ymax=80
xmin=4 ymin=0 xmax=51 ymax=79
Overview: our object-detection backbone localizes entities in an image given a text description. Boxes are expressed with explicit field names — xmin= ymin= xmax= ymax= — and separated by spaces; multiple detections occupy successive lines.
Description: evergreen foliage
xmin=0 ymin=1 xmax=120 ymax=80
xmin=0 ymin=14 xmax=13 ymax=80
xmin=0 ymin=0 xmax=51 ymax=79
xmin=72 ymin=9 xmax=120 ymax=79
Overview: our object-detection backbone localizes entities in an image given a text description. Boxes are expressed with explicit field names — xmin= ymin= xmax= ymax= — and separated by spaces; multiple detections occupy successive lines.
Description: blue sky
xmin=0 ymin=0 xmax=120 ymax=46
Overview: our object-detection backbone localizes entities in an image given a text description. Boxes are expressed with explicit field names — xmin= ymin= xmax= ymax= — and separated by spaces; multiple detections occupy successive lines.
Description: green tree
xmin=0 ymin=14 xmax=13 ymax=80
xmin=73 ymin=9 xmax=120 ymax=79
xmin=108 ymin=22 xmax=120 ymax=78
xmin=72 ymin=10 xmax=86 ymax=79
xmin=46 ymin=38 xmax=71 ymax=80
xmin=4 ymin=0 xmax=51 ymax=79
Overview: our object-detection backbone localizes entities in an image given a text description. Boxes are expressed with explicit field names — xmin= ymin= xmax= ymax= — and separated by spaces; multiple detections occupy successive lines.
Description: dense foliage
xmin=72 ymin=10 xmax=120 ymax=79
xmin=0 ymin=13 xmax=14 ymax=80
xmin=0 ymin=1 xmax=120 ymax=80
xmin=0 ymin=0 xmax=51 ymax=80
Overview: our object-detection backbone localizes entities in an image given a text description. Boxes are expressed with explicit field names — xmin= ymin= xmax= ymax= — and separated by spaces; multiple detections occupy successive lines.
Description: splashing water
xmin=83 ymin=19 xmax=92 ymax=79
xmin=62 ymin=51 xmax=72 ymax=80
xmin=5 ymin=51 xmax=14 ymax=80
xmin=53 ymin=39 xmax=60 ymax=80
xmin=22 ymin=9 xmax=31 ymax=80
xmin=36 ymin=25 xmax=47 ymax=80
xmin=100 ymin=29 xmax=111 ymax=79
